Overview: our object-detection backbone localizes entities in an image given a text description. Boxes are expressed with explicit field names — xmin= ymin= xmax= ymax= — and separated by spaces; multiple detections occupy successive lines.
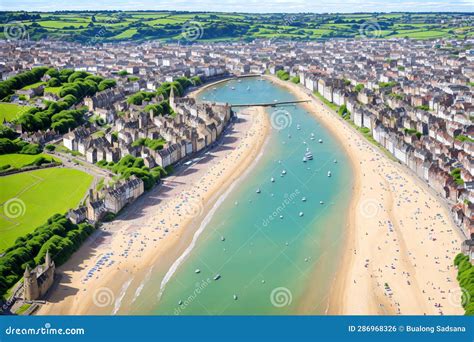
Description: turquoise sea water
xmin=134 ymin=77 xmax=353 ymax=315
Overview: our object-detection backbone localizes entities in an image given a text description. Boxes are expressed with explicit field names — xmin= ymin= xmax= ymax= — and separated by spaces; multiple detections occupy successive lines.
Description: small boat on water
xmin=213 ymin=274 xmax=221 ymax=281
xmin=310 ymin=133 xmax=315 ymax=140
xmin=299 ymin=212 xmax=304 ymax=217
xmin=274 ymin=99 xmax=278 ymax=102
xmin=296 ymin=124 xmax=301 ymax=130
xmin=319 ymin=139 xmax=323 ymax=143
xmin=327 ymin=171 xmax=332 ymax=177
xmin=282 ymin=170 xmax=287 ymax=175
xmin=221 ymin=236 xmax=225 ymax=241
xmin=320 ymin=201 xmax=324 ymax=205
xmin=302 ymin=156 xmax=307 ymax=162
xmin=256 ymin=188 xmax=261 ymax=194
xmin=178 ymin=300 xmax=183 ymax=305
xmin=271 ymin=177 xmax=275 ymax=183
xmin=302 ymin=197 xmax=306 ymax=202
xmin=233 ymin=294 xmax=238 ymax=300
xmin=195 ymin=269 xmax=201 ymax=274
xmin=231 ymin=87 xmax=235 ymax=90
xmin=334 ymin=159 xmax=337 ymax=164
xmin=305 ymin=149 xmax=313 ymax=160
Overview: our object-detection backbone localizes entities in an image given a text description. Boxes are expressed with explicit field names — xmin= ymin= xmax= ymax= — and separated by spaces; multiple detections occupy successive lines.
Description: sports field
xmin=0 ymin=153 xmax=61 ymax=169
xmin=0 ymin=167 xmax=93 ymax=251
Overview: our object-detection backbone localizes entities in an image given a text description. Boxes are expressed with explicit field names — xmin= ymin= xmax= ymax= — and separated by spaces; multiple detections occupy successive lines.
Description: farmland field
xmin=0 ymin=11 xmax=472 ymax=43
xmin=0 ymin=167 xmax=93 ymax=251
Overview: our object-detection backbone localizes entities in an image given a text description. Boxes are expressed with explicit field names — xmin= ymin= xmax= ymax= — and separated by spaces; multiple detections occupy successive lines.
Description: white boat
xmin=238 ymin=79 xmax=241 ymax=83
xmin=296 ymin=124 xmax=301 ymax=130
xmin=299 ymin=212 xmax=304 ymax=217
xmin=233 ymin=294 xmax=238 ymax=300
xmin=221 ymin=236 xmax=225 ymax=241
xmin=274 ymin=99 xmax=278 ymax=102
xmin=271 ymin=177 xmax=275 ymax=183
xmin=334 ymin=159 xmax=337 ymax=163
xmin=213 ymin=274 xmax=221 ymax=281
xmin=302 ymin=197 xmax=306 ymax=202
xmin=256 ymin=188 xmax=261 ymax=194
xmin=178 ymin=300 xmax=183 ymax=305
xmin=279 ymin=215 xmax=284 ymax=219
xmin=320 ymin=201 xmax=324 ymax=204
xmin=282 ymin=170 xmax=287 ymax=175
xmin=319 ymin=139 xmax=323 ymax=143
xmin=288 ymin=134 xmax=291 ymax=138
xmin=195 ymin=269 xmax=201 ymax=274
xmin=302 ymin=157 xmax=307 ymax=162
xmin=231 ymin=87 xmax=235 ymax=90
xmin=305 ymin=150 xmax=313 ymax=160
xmin=327 ymin=171 xmax=332 ymax=177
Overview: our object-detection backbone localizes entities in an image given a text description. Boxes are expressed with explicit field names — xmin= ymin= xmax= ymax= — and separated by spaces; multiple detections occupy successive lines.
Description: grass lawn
xmin=21 ymin=81 xmax=45 ymax=90
xmin=0 ymin=103 xmax=33 ymax=122
xmin=0 ymin=153 xmax=61 ymax=169
xmin=0 ymin=168 xmax=93 ymax=251
xmin=44 ymin=86 xmax=62 ymax=95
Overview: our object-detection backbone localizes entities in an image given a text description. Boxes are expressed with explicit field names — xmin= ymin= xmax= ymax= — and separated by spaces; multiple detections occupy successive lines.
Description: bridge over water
xmin=230 ymin=100 xmax=310 ymax=108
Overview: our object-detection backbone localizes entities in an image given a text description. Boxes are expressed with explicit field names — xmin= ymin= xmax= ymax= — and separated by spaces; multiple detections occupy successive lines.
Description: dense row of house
xmin=1 ymin=37 xmax=473 ymax=259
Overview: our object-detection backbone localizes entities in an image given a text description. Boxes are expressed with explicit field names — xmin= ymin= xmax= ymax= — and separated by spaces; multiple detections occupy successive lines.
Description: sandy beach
xmin=37 ymin=88 xmax=270 ymax=315
xmin=37 ymin=76 xmax=464 ymax=316
xmin=268 ymin=75 xmax=464 ymax=315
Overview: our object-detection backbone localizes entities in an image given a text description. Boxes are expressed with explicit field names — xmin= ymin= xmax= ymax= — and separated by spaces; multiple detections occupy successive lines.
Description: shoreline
xmin=35 ymin=75 xmax=464 ymax=315
xmin=266 ymin=75 xmax=463 ymax=315
xmin=37 ymin=90 xmax=270 ymax=314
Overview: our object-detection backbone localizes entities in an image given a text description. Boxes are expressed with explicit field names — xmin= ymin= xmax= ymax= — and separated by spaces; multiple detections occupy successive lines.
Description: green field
xmin=44 ymin=86 xmax=62 ymax=95
xmin=0 ymin=11 xmax=472 ymax=43
xmin=21 ymin=81 xmax=45 ymax=90
xmin=0 ymin=103 xmax=33 ymax=122
xmin=0 ymin=153 xmax=60 ymax=169
xmin=0 ymin=168 xmax=93 ymax=251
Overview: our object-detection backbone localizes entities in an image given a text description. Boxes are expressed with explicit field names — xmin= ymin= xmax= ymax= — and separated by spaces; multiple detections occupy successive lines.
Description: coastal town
xmin=1 ymin=35 xmax=474 ymax=315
